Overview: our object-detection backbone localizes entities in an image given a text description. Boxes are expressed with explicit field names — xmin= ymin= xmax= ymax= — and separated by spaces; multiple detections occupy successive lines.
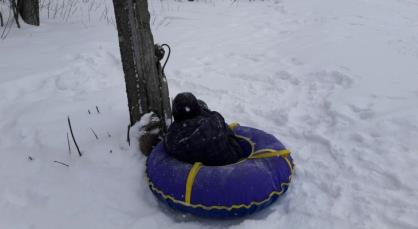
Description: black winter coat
xmin=164 ymin=111 xmax=243 ymax=166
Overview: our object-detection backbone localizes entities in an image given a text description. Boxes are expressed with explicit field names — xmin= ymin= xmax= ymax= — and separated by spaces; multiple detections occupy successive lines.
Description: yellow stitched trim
xmin=228 ymin=122 xmax=240 ymax=130
xmin=249 ymin=149 xmax=290 ymax=159
xmin=185 ymin=162 xmax=202 ymax=204
xmin=221 ymin=134 xmax=256 ymax=166
xmin=283 ymin=157 xmax=295 ymax=176
xmin=146 ymin=158 xmax=295 ymax=211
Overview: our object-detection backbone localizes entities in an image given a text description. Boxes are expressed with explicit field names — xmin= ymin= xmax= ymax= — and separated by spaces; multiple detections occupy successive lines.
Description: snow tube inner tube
xmin=146 ymin=124 xmax=294 ymax=218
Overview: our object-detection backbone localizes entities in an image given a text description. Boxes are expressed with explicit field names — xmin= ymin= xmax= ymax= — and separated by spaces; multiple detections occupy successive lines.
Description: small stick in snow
xmin=109 ymin=150 xmax=113 ymax=153
xmin=96 ymin=106 xmax=100 ymax=114
xmin=90 ymin=128 xmax=99 ymax=140
xmin=28 ymin=156 xmax=34 ymax=161
xmin=127 ymin=124 xmax=131 ymax=146
xmin=67 ymin=132 xmax=71 ymax=155
xmin=107 ymin=132 xmax=112 ymax=138
xmin=88 ymin=109 xmax=91 ymax=115
xmin=53 ymin=161 xmax=69 ymax=167
xmin=0 ymin=11 xmax=3 ymax=27
xmin=67 ymin=116 xmax=82 ymax=157
xmin=11 ymin=0 xmax=20 ymax=29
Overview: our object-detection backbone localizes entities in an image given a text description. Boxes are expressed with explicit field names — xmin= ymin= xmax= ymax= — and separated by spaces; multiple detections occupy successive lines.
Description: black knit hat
xmin=172 ymin=92 xmax=202 ymax=122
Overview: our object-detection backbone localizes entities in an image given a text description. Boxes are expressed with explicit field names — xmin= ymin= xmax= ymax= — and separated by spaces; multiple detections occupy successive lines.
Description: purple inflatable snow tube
xmin=146 ymin=125 xmax=294 ymax=218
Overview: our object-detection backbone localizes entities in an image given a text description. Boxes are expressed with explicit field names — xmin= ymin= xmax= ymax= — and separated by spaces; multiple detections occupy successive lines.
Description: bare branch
xmin=11 ymin=0 xmax=20 ymax=28
xmin=67 ymin=116 xmax=82 ymax=157
xmin=127 ymin=124 xmax=131 ymax=146
xmin=90 ymin=128 xmax=99 ymax=140
xmin=0 ymin=9 xmax=4 ymax=27
xmin=53 ymin=160 xmax=69 ymax=167
xmin=66 ymin=132 xmax=71 ymax=155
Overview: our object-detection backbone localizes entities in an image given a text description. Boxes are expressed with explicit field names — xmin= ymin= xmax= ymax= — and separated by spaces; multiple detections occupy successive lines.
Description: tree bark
xmin=113 ymin=0 xmax=172 ymax=153
xmin=18 ymin=0 xmax=39 ymax=26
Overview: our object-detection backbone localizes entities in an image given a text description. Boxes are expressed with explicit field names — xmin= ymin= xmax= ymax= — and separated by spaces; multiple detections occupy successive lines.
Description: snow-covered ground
xmin=1 ymin=0 xmax=418 ymax=228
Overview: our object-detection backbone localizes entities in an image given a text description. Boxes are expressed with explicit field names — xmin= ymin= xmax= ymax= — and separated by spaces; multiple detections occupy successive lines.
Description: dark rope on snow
xmin=161 ymin=43 xmax=171 ymax=74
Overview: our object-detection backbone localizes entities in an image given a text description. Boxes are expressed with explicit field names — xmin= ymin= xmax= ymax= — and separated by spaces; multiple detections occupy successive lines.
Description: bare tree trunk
xmin=18 ymin=0 xmax=39 ymax=26
xmin=113 ymin=0 xmax=172 ymax=154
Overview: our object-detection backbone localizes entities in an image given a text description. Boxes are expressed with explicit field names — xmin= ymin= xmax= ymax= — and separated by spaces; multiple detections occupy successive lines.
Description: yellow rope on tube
xmin=185 ymin=162 xmax=203 ymax=204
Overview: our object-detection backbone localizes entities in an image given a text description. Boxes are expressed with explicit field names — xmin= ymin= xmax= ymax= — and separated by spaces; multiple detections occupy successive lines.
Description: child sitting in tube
xmin=164 ymin=92 xmax=243 ymax=166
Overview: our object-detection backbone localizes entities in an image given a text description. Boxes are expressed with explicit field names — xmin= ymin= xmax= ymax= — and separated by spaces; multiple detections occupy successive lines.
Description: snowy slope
xmin=1 ymin=0 xmax=418 ymax=228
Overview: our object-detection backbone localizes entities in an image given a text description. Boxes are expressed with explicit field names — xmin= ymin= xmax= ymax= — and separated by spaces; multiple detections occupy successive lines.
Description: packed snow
xmin=1 ymin=0 xmax=418 ymax=228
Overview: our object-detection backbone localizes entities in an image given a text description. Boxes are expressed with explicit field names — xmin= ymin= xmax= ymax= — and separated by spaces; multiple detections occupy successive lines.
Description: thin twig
xmin=53 ymin=160 xmax=69 ymax=167
xmin=127 ymin=124 xmax=131 ymax=146
xmin=67 ymin=132 xmax=71 ymax=155
xmin=0 ymin=10 xmax=3 ymax=27
xmin=96 ymin=106 xmax=100 ymax=114
xmin=11 ymin=0 xmax=20 ymax=28
xmin=90 ymin=128 xmax=99 ymax=140
xmin=1 ymin=6 xmax=12 ymax=39
xmin=67 ymin=116 xmax=82 ymax=157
